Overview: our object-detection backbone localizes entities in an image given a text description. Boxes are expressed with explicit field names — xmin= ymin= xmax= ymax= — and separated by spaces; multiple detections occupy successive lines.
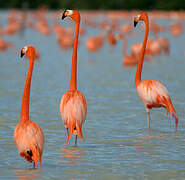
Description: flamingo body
xmin=137 ymin=80 xmax=174 ymax=114
xmin=86 ymin=36 xmax=103 ymax=52
xmin=122 ymin=54 xmax=138 ymax=66
xmin=14 ymin=120 xmax=44 ymax=165
xmin=60 ymin=90 xmax=87 ymax=143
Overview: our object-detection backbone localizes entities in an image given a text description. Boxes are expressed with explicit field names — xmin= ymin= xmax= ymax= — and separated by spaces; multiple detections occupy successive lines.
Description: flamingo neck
xmin=70 ymin=21 xmax=80 ymax=91
xmin=20 ymin=57 xmax=34 ymax=122
xmin=123 ymin=37 xmax=128 ymax=57
xmin=135 ymin=17 xmax=149 ymax=88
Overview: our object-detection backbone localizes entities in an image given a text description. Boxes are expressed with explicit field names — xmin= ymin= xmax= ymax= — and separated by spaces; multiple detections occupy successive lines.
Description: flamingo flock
xmin=2 ymin=8 xmax=182 ymax=168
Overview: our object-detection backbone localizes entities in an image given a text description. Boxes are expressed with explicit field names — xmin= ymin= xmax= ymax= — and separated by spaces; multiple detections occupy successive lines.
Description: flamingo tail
xmin=32 ymin=148 xmax=42 ymax=168
xmin=66 ymin=119 xmax=84 ymax=144
xmin=76 ymin=121 xmax=84 ymax=142
xmin=165 ymin=98 xmax=178 ymax=129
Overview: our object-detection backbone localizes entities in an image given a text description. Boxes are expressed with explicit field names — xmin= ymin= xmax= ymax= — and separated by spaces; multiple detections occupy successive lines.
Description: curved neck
xmin=135 ymin=17 xmax=149 ymax=88
xmin=122 ymin=37 xmax=128 ymax=57
xmin=20 ymin=57 xmax=34 ymax=122
xmin=70 ymin=21 xmax=80 ymax=90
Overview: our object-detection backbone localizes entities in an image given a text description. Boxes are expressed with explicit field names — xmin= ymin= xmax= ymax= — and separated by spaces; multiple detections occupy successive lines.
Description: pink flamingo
xmin=60 ymin=10 xmax=87 ymax=145
xmin=86 ymin=35 xmax=104 ymax=52
xmin=157 ymin=37 xmax=170 ymax=55
xmin=14 ymin=46 xmax=44 ymax=168
xmin=107 ymin=31 xmax=117 ymax=46
xmin=170 ymin=22 xmax=183 ymax=37
xmin=118 ymin=34 xmax=138 ymax=67
xmin=134 ymin=12 xmax=178 ymax=131
xmin=0 ymin=37 xmax=14 ymax=52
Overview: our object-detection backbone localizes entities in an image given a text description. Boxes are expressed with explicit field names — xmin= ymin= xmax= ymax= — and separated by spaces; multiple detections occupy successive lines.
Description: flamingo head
xmin=134 ymin=12 xmax=148 ymax=27
xmin=62 ymin=9 xmax=80 ymax=23
xmin=21 ymin=45 xmax=37 ymax=60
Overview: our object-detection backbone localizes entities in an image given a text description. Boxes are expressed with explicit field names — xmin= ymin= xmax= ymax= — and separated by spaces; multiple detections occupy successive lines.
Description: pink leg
xmin=75 ymin=135 xmax=77 ymax=146
xmin=33 ymin=162 xmax=35 ymax=169
xmin=146 ymin=107 xmax=151 ymax=129
xmin=66 ymin=128 xmax=70 ymax=147
xmin=173 ymin=114 xmax=178 ymax=133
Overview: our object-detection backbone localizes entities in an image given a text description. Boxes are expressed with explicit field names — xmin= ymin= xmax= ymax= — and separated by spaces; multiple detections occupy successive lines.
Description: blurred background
xmin=1 ymin=0 xmax=185 ymax=10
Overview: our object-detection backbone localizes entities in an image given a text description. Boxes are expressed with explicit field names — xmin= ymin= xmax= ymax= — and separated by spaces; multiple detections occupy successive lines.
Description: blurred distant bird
xmin=86 ymin=35 xmax=104 ymax=52
xmin=118 ymin=34 xmax=138 ymax=66
xmin=0 ymin=37 xmax=14 ymax=52
xmin=14 ymin=46 xmax=44 ymax=168
xmin=134 ymin=12 xmax=178 ymax=131
xmin=60 ymin=10 xmax=87 ymax=146
xmin=170 ymin=21 xmax=183 ymax=37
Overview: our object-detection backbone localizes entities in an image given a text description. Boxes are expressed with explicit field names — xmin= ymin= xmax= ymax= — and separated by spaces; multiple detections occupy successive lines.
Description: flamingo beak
xmin=21 ymin=49 xmax=25 ymax=58
xmin=134 ymin=20 xmax=138 ymax=27
xmin=62 ymin=9 xmax=67 ymax=20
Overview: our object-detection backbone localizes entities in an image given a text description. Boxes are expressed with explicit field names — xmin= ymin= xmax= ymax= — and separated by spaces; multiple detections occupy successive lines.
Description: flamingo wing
xmin=137 ymin=80 xmax=170 ymax=107
xmin=137 ymin=80 xmax=177 ymax=118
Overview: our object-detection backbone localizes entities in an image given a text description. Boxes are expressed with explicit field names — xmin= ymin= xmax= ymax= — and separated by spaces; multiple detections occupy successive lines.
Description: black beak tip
xmin=21 ymin=52 xmax=24 ymax=58
xmin=134 ymin=21 xmax=138 ymax=28
xmin=62 ymin=9 xmax=67 ymax=20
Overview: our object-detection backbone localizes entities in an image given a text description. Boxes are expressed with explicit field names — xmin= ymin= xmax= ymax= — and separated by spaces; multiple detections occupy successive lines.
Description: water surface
xmin=0 ymin=11 xmax=185 ymax=180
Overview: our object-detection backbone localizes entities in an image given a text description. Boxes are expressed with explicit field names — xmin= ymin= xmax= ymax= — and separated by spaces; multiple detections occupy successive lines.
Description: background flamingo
xmin=59 ymin=10 xmax=87 ymax=146
xmin=14 ymin=45 xmax=44 ymax=168
xmin=118 ymin=34 xmax=138 ymax=66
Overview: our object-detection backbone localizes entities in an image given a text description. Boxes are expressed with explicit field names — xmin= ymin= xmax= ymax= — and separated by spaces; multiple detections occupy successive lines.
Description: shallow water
xmin=0 ymin=11 xmax=185 ymax=179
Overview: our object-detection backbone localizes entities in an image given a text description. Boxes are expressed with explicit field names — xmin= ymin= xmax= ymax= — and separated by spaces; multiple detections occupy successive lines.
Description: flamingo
xmin=86 ymin=35 xmax=104 ymax=52
xmin=60 ymin=10 xmax=87 ymax=146
xmin=14 ymin=46 xmax=44 ymax=168
xmin=157 ymin=37 xmax=169 ymax=55
xmin=134 ymin=12 xmax=178 ymax=131
xmin=107 ymin=31 xmax=117 ymax=46
xmin=170 ymin=22 xmax=183 ymax=37
xmin=0 ymin=37 xmax=14 ymax=52
xmin=118 ymin=34 xmax=138 ymax=67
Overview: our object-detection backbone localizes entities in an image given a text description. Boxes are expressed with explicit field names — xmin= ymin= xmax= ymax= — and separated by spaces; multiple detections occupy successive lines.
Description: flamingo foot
xmin=75 ymin=135 xmax=78 ymax=146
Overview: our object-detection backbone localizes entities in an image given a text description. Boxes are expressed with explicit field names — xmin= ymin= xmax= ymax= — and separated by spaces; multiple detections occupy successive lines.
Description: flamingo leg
xmin=33 ymin=162 xmax=35 ymax=169
xmin=66 ymin=128 xmax=69 ymax=136
xmin=75 ymin=135 xmax=77 ymax=146
xmin=172 ymin=114 xmax=178 ymax=133
xmin=146 ymin=107 xmax=151 ymax=129
xmin=66 ymin=128 xmax=70 ymax=146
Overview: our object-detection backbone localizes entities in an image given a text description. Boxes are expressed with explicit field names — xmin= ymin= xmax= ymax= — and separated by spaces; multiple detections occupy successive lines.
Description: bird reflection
xmin=60 ymin=147 xmax=86 ymax=165
xmin=139 ymin=128 xmax=172 ymax=139
xmin=15 ymin=168 xmax=40 ymax=180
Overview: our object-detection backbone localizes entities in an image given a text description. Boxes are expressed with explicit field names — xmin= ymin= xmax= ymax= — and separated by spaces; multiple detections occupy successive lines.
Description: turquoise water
xmin=0 ymin=11 xmax=185 ymax=179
